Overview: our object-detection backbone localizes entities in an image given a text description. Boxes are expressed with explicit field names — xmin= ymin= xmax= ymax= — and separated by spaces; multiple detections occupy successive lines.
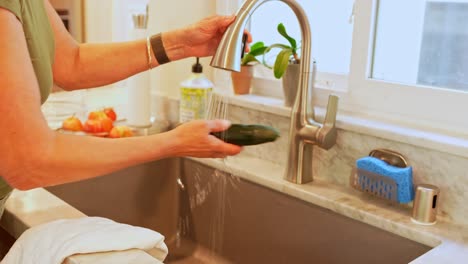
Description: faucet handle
xmin=317 ymin=95 xmax=339 ymax=150
xmin=324 ymin=95 xmax=338 ymax=127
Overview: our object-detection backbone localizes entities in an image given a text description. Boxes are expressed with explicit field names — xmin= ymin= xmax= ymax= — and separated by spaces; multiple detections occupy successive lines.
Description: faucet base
xmin=284 ymin=141 xmax=314 ymax=184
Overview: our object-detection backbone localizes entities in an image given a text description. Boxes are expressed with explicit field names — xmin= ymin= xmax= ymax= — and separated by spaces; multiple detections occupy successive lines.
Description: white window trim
xmin=216 ymin=92 xmax=468 ymax=158
xmin=348 ymin=0 xmax=468 ymax=138
xmin=214 ymin=0 xmax=468 ymax=145
xmin=252 ymin=65 xmax=349 ymax=96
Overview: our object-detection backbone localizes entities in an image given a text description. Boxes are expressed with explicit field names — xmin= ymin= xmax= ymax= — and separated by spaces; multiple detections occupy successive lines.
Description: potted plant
xmin=231 ymin=41 xmax=268 ymax=95
xmin=263 ymin=23 xmax=301 ymax=107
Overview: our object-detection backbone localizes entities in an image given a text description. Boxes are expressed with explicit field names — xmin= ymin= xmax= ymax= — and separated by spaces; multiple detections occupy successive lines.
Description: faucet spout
xmin=211 ymin=0 xmax=338 ymax=184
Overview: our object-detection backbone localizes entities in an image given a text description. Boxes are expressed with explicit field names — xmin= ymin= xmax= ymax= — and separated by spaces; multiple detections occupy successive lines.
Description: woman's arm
xmin=45 ymin=1 xmax=236 ymax=90
xmin=0 ymin=9 xmax=241 ymax=190
xmin=25 ymin=120 xmax=239 ymax=190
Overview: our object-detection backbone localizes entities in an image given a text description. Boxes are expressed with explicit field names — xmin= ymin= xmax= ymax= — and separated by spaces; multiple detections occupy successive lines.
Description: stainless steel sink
xmin=47 ymin=158 xmax=431 ymax=264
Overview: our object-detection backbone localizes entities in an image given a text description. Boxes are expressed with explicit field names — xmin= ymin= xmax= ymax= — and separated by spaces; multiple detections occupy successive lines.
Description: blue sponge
xmin=356 ymin=156 xmax=414 ymax=203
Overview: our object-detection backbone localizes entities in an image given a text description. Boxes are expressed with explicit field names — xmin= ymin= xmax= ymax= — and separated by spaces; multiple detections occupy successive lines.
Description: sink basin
xmin=47 ymin=158 xmax=431 ymax=264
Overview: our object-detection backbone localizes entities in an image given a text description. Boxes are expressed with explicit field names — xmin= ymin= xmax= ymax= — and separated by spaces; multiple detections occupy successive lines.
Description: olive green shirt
xmin=0 ymin=0 xmax=55 ymax=198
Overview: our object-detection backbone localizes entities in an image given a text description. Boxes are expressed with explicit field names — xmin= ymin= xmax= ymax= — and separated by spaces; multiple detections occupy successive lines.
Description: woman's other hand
xmin=168 ymin=119 xmax=242 ymax=158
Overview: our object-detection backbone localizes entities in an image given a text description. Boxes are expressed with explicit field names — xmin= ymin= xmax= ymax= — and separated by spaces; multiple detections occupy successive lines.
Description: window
xmin=250 ymin=0 xmax=355 ymax=76
xmin=216 ymin=0 xmax=468 ymax=138
xmin=349 ymin=0 xmax=468 ymax=136
xmin=372 ymin=0 xmax=468 ymax=92
xmin=243 ymin=0 xmax=354 ymax=92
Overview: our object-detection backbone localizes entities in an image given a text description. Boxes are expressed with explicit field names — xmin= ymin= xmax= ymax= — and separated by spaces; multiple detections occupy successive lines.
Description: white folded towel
xmin=1 ymin=217 xmax=168 ymax=264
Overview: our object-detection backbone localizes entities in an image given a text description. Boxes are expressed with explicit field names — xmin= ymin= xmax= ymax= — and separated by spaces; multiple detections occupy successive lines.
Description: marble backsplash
xmin=155 ymin=95 xmax=468 ymax=226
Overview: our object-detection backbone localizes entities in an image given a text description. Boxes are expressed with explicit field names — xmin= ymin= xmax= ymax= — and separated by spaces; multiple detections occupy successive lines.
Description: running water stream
xmin=172 ymin=92 xmax=242 ymax=263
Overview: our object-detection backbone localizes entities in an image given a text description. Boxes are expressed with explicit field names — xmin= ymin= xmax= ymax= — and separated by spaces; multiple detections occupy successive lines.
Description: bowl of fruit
xmin=60 ymin=107 xmax=134 ymax=138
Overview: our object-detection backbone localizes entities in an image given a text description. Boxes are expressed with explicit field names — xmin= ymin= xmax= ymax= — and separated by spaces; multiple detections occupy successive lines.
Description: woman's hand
xmin=182 ymin=15 xmax=238 ymax=57
xmin=168 ymin=119 xmax=242 ymax=158
xmin=163 ymin=15 xmax=253 ymax=60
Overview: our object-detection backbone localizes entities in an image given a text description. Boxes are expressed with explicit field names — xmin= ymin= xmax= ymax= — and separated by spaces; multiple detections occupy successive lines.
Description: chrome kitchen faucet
xmin=211 ymin=0 xmax=339 ymax=184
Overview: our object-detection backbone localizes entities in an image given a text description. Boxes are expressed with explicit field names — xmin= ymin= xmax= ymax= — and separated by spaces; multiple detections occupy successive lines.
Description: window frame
xmin=215 ymin=0 xmax=468 ymax=139
xmin=348 ymin=0 xmax=468 ymax=137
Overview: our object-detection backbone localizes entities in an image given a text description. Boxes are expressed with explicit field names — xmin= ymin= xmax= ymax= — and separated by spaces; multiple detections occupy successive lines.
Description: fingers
xmin=206 ymin=119 xmax=231 ymax=132
xmin=226 ymin=145 xmax=243 ymax=155
xmin=220 ymin=15 xmax=236 ymax=26
xmin=243 ymin=29 xmax=253 ymax=43
xmin=205 ymin=119 xmax=242 ymax=156
xmin=242 ymin=29 xmax=253 ymax=52
xmin=212 ymin=143 xmax=242 ymax=159
xmin=174 ymin=119 xmax=241 ymax=158
xmin=213 ymin=146 xmax=242 ymax=159
xmin=214 ymin=143 xmax=243 ymax=156
xmin=215 ymin=15 xmax=236 ymax=35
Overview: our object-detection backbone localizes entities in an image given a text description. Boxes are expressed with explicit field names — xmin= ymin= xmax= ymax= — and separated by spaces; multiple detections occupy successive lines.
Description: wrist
xmin=155 ymin=130 xmax=182 ymax=157
xmin=159 ymin=30 xmax=186 ymax=62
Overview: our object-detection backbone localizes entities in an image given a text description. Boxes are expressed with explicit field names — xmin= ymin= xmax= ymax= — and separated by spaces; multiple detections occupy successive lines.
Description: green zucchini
xmin=211 ymin=124 xmax=280 ymax=146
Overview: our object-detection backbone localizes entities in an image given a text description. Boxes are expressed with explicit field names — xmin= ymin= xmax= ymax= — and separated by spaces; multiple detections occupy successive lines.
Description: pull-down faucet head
xmin=210 ymin=1 xmax=264 ymax=72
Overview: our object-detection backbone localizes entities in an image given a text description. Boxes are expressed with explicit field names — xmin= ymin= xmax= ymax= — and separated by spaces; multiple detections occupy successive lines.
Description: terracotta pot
xmin=282 ymin=63 xmax=300 ymax=107
xmin=231 ymin=65 xmax=254 ymax=95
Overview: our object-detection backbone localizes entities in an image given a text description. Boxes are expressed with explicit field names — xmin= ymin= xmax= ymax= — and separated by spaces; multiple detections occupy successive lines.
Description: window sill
xmin=224 ymin=93 xmax=468 ymax=159
xmin=224 ymin=94 xmax=291 ymax=117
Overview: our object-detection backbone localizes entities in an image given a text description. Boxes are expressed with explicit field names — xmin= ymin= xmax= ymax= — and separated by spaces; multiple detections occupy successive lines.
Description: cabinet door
xmin=50 ymin=0 xmax=84 ymax=43
xmin=83 ymin=0 xmax=114 ymax=42
xmin=84 ymin=0 xmax=149 ymax=43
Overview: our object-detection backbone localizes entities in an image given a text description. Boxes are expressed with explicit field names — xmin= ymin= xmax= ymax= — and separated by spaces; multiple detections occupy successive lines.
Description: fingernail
xmin=221 ymin=120 xmax=231 ymax=127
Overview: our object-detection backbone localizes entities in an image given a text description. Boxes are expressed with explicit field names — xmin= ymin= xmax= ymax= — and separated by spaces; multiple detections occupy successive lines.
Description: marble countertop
xmin=190 ymin=155 xmax=468 ymax=263
xmin=2 ymin=88 xmax=467 ymax=263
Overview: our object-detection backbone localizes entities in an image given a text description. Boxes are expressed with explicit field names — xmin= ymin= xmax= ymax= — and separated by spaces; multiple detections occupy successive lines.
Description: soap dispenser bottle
xmin=179 ymin=58 xmax=213 ymax=123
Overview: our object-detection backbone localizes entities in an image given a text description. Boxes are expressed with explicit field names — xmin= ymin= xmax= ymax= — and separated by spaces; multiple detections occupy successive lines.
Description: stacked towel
xmin=1 ymin=217 xmax=168 ymax=264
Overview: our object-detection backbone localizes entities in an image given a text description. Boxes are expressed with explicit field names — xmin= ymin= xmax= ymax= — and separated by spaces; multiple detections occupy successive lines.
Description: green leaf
xmin=277 ymin=23 xmax=297 ymax=51
xmin=250 ymin=41 xmax=265 ymax=51
xmin=265 ymin=43 xmax=291 ymax=52
xmin=248 ymin=42 xmax=267 ymax=57
xmin=274 ymin=49 xmax=293 ymax=79
xmin=241 ymin=54 xmax=259 ymax=65
xmin=261 ymin=44 xmax=287 ymax=68
xmin=249 ymin=46 xmax=268 ymax=57
xmin=241 ymin=42 xmax=267 ymax=65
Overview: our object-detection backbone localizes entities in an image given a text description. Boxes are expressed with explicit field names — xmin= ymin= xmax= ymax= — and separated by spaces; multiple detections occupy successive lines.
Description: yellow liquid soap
xmin=179 ymin=58 xmax=213 ymax=123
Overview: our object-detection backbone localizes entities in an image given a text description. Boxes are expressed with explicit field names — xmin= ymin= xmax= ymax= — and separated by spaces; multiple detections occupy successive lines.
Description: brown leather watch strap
xmin=150 ymin=33 xmax=171 ymax=65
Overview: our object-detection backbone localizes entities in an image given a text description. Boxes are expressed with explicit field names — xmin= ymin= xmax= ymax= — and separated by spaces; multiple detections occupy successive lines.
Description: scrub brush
xmin=352 ymin=149 xmax=414 ymax=204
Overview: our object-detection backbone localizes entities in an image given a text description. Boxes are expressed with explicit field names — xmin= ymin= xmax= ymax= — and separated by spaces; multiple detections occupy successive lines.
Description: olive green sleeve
xmin=0 ymin=0 xmax=22 ymax=22
xmin=0 ymin=179 xmax=12 ymax=200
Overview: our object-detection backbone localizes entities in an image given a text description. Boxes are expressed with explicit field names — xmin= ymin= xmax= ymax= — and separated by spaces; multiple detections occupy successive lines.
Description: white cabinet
xmin=50 ymin=0 xmax=84 ymax=42
xmin=83 ymin=0 xmax=113 ymax=43
xmin=84 ymin=0 xmax=149 ymax=43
